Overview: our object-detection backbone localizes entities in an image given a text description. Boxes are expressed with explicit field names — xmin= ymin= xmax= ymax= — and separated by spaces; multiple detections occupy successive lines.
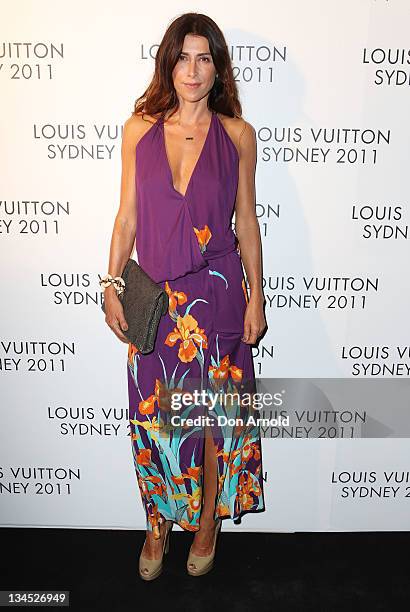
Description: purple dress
xmin=127 ymin=110 xmax=265 ymax=536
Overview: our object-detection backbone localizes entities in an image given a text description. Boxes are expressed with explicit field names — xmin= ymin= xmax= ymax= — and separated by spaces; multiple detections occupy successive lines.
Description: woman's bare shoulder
xmin=123 ymin=112 xmax=160 ymax=149
xmin=216 ymin=112 xmax=255 ymax=155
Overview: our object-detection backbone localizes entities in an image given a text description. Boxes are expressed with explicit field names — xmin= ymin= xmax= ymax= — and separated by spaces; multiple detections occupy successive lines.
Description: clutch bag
xmin=101 ymin=258 xmax=168 ymax=354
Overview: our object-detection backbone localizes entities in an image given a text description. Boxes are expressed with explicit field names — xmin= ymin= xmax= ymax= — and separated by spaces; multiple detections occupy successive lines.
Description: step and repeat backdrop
xmin=1 ymin=0 xmax=410 ymax=532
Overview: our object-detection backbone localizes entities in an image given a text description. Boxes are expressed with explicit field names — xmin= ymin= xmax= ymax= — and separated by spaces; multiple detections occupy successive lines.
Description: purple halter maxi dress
xmin=127 ymin=109 xmax=265 ymax=537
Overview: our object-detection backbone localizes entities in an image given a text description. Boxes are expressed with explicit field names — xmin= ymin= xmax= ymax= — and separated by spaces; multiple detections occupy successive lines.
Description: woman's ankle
xmin=198 ymin=515 xmax=218 ymax=529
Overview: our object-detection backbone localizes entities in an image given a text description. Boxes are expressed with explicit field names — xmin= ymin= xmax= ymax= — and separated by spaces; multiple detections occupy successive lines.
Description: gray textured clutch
xmin=101 ymin=259 xmax=168 ymax=354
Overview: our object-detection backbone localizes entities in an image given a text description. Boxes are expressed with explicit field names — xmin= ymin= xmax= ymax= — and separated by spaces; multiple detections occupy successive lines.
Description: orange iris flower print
xmin=171 ymin=487 xmax=202 ymax=520
xmin=165 ymin=313 xmax=208 ymax=362
xmin=138 ymin=378 xmax=161 ymax=415
xmin=193 ymin=224 xmax=212 ymax=253
xmin=136 ymin=448 xmax=152 ymax=466
xmin=208 ymin=354 xmax=243 ymax=384
xmin=241 ymin=278 xmax=249 ymax=304
xmin=128 ymin=342 xmax=139 ymax=366
xmin=236 ymin=472 xmax=259 ymax=511
xmin=171 ymin=466 xmax=202 ymax=485
xmin=164 ymin=281 xmax=187 ymax=315
xmin=138 ymin=378 xmax=185 ymax=415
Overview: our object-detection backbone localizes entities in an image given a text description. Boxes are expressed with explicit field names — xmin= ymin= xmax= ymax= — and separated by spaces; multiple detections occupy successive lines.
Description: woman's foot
xmin=187 ymin=517 xmax=222 ymax=576
xmin=139 ymin=520 xmax=173 ymax=581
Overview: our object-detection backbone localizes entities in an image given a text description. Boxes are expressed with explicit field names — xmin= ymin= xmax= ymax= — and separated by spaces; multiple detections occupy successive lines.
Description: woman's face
xmin=172 ymin=34 xmax=216 ymax=104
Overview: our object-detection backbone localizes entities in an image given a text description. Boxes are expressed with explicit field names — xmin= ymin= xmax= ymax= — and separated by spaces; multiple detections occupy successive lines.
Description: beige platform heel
xmin=187 ymin=519 xmax=222 ymax=576
xmin=139 ymin=520 xmax=173 ymax=581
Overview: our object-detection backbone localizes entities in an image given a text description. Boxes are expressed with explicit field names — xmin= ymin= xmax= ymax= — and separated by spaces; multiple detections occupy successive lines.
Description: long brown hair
xmin=133 ymin=13 xmax=242 ymax=120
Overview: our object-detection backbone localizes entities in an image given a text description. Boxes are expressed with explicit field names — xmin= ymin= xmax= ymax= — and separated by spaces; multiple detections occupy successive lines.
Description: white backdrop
xmin=1 ymin=0 xmax=410 ymax=532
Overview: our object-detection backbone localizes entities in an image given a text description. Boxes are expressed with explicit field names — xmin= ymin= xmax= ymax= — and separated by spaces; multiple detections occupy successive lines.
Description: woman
xmin=101 ymin=12 xmax=266 ymax=580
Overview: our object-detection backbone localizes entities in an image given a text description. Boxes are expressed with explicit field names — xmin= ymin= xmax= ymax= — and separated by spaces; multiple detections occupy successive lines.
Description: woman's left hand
xmin=242 ymin=294 xmax=267 ymax=344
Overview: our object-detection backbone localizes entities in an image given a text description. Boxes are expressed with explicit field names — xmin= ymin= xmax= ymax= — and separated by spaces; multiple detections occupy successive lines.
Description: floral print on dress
xmin=165 ymin=314 xmax=208 ymax=363
xmin=128 ymin=275 xmax=264 ymax=533
xmin=242 ymin=278 xmax=249 ymax=304
xmin=193 ymin=224 xmax=212 ymax=254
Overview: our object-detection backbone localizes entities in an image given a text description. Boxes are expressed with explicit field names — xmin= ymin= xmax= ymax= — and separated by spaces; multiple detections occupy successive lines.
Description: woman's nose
xmin=187 ymin=60 xmax=197 ymax=77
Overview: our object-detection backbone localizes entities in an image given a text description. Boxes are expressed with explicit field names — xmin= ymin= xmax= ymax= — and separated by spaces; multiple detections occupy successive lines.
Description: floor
xmin=1 ymin=527 xmax=407 ymax=611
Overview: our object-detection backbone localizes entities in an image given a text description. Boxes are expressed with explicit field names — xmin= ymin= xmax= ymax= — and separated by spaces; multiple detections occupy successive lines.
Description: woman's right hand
xmin=103 ymin=285 xmax=129 ymax=344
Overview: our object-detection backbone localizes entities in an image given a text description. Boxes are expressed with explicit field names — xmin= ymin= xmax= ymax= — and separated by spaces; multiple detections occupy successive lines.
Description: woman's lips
xmin=184 ymin=83 xmax=201 ymax=88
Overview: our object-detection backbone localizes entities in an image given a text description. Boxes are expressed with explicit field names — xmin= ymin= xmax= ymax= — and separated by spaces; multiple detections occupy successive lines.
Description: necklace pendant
xmin=185 ymin=136 xmax=194 ymax=140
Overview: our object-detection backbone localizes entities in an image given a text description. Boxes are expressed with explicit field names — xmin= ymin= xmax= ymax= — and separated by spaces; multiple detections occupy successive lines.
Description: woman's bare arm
xmin=234 ymin=120 xmax=267 ymax=344
xmin=103 ymin=114 xmax=142 ymax=343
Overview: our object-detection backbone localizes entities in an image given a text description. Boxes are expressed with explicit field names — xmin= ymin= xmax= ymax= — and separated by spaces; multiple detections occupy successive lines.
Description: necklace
xmin=171 ymin=112 xmax=213 ymax=140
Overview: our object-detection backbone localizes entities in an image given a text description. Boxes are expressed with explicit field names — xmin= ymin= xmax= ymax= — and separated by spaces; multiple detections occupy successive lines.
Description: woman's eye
xmin=178 ymin=54 xmax=211 ymax=62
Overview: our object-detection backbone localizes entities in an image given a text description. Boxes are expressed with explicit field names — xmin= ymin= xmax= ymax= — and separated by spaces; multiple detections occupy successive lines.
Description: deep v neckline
xmin=161 ymin=111 xmax=215 ymax=199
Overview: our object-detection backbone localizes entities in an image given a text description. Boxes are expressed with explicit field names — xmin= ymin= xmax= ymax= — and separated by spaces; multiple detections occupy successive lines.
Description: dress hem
xmin=145 ymin=503 xmax=266 ymax=534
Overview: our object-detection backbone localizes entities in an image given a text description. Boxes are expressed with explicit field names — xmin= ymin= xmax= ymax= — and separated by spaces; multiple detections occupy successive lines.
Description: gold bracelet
xmin=99 ymin=273 xmax=125 ymax=295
